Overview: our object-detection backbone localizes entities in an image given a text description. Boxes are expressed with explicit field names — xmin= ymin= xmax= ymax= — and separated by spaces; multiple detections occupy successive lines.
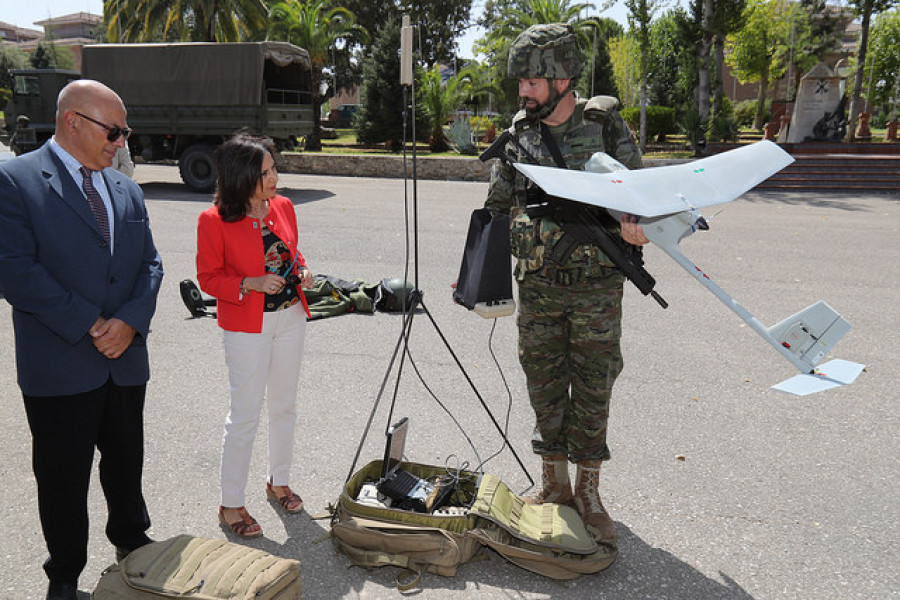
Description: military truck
xmin=2 ymin=42 xmax=315 ymax=192
xmin=2 ymin=69 xmax=80 ymax=155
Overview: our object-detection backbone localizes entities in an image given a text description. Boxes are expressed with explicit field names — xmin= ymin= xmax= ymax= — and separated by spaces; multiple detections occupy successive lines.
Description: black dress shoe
xmin=116 ymin=537 xmax=155 ymax=562
xmin=46 ymin=580 xmax=78 ymax=600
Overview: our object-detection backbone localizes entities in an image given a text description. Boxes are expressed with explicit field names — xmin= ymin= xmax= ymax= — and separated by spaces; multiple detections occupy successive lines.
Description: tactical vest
xmin=505 ymin=95 xmax=641 ymax=282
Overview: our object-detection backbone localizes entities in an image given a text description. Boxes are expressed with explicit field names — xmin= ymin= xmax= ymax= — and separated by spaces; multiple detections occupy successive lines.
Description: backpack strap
xmin=583 ymin=95 xmax=620 ymax=123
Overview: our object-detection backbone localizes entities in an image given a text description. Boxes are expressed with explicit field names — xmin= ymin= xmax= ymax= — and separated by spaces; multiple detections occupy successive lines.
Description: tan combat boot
xmin=526 ymin=454 xmax=574 ymax=507
xmin=574 ymin=460 xmax=616 ymax=544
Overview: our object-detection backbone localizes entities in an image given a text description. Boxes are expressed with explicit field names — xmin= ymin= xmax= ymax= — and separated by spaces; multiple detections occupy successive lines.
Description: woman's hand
xmin=246 ymin=274 xmax=287 ymax=294
xmin=298 ymin=267 xmax=314 ymax=290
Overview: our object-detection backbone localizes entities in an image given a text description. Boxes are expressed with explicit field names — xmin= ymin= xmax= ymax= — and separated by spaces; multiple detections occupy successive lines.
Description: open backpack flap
xmin=330 ymin=460 xmax=617 ymax=590
xmin=91 ymin=535 xmax=301 ymax=599
xmin=467 ymin=474 xmax=618 ymax=580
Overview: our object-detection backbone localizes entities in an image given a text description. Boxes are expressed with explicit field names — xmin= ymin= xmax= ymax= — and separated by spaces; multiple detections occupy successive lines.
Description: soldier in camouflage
xmin=484 ymin=23 xmax=647 ymax=546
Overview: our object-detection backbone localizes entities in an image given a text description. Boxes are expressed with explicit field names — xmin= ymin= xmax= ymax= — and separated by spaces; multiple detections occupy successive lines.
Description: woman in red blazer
xmin=196 ymin=135 xmax=312 ymax=538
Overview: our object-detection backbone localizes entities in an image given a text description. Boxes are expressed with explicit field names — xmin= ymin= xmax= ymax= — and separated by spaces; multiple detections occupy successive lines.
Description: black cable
xmin=472 ymin=318 xmax=515 ymax=473
xmin=401 ymin=345 xmax=483 ymax=468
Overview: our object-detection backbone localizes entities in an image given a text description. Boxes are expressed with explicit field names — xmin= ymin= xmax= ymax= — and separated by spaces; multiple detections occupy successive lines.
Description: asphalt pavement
xmin=0 ymin=163 xmax=897 ymax=599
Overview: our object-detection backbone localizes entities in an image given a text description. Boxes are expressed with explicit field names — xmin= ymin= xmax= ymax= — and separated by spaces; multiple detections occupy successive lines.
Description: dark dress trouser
xmin=23 ymin=378 xmax=151 ymax=584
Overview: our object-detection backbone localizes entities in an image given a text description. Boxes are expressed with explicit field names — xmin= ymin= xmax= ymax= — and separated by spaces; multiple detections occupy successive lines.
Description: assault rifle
xmin=480 ymin=130 xmax=668 ymax=308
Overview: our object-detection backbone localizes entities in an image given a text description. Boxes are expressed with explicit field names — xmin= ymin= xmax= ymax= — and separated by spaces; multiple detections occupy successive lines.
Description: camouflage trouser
xmin=517 ymin=268 xmax=624 ymax=463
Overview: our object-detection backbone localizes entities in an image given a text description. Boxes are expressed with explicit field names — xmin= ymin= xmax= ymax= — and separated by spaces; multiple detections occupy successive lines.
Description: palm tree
xmin=267 ymin=0 xmax=368 ymax=150
xmin=419 ymin=65 xmax=497 ymax=152
xmin=105 ymin=0 xmax=268 ymax=43
xmin=479 ymin=0 xmax=602 ymax=113
xmin=495 ymin=0 xmax=600 ymax=47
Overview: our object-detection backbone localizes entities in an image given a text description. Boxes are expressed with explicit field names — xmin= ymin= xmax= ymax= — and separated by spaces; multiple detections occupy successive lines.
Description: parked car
xmin=325 ymin=104 xmax=359 ymax=128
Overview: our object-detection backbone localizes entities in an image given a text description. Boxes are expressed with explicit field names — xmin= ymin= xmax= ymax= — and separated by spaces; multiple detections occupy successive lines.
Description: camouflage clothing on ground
xmin=484 ymin=94 xmax=641 ymax=462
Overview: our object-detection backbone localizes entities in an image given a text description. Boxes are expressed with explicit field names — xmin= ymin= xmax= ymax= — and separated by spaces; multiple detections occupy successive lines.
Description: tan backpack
xmin=330 ymin=460 xmax=616 ymax=590
xmin=91 ymin=535 xmax=301 ymax=599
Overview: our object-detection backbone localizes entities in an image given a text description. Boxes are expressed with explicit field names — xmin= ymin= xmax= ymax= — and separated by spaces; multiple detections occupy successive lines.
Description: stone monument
xmin=786 ymin=63 xmax=846 ymax=143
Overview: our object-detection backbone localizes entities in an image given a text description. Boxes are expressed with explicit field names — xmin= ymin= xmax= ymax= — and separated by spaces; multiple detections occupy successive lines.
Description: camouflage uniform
xmin=485 ymin=95 xmax=642 ymax=464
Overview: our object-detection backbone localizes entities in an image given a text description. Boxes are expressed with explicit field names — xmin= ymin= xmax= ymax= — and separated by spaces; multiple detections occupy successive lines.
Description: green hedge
xmin=620 ymin=106 xmax=677 ymax=140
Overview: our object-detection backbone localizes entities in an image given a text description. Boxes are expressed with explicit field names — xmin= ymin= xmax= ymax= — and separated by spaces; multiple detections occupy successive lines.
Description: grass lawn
xmin=318 ymin=129 xmax=696 ymax=159
xmin=315 ymin=127 xmax=894 ymax=160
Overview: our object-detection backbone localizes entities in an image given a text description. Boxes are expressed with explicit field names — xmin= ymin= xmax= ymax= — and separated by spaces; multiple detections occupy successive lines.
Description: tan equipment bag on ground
xmin=91 ymin=535 xmax=301 ymax=599
xmin=330 ymin=460 xmax=616 ymax=590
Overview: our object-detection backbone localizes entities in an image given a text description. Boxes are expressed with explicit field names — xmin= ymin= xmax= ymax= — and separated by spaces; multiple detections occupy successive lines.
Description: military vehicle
xmin=2 ymin=42 xmax=315 ymax=192
xmin=2 ymin=68 xmax=80 ymax=156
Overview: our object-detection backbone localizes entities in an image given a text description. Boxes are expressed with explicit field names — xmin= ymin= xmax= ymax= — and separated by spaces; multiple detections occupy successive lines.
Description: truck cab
xmin=2 ymin=69 xmax=81 ymax=154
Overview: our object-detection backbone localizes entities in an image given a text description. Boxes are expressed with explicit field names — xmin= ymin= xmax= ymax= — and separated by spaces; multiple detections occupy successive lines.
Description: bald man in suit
xmin=0 ymin=80 xmax=163 ymax=600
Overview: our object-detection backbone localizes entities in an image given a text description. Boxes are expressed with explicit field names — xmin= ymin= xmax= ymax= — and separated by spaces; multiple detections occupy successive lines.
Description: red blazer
xmin=196 ymin=195 xmax=311 ymax=333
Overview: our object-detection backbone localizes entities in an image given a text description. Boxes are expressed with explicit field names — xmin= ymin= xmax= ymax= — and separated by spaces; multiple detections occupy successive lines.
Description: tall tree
xmin=492 ymin=0 xmax=599 ymax=44
xmin=355 ymin=19 xmax=428 ymax=152
xmin=844 ymin=0 xmax=898 ymax=142
xmin=725 ymin=0 xmax=795 ymax=129
xmin=1 ymin=46 xmax=28 ymax=95
xmin=624 ymin=0 xmax=663 ymax=151
xmin=696 ymin=0 xmax=713 ymax=123
xmin=476 ymin=0 xmax=605 ymax=118
xmin=710 ymin=0 xmax=745 ymax=116
xmin=648 ymin=9 xmax=693 ymax=109
xmin=579 ymin=17 xmax=623 ymax=99
xmin=29 ymin=41 xmax=75 ymax=70
xmin=104 ymin=0 xmax=269 ymax=42
xmin=609 ymin=34 xmax=641 ymax=108
xmin=267 ymin=0 xmax=368 ymax=151
xmin=865 ymin=7 xmax=900 ymax=119
xmin=339 ymin=0 xmax=473 ymax=64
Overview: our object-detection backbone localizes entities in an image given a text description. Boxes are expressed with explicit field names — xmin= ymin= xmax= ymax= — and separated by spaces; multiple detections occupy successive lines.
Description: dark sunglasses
xmin=74 ymin=111 xmax=133 ymax=142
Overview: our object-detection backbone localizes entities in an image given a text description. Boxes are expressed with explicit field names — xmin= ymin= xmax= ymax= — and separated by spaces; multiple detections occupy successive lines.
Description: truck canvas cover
xmin=82 ymin=42 xmax=311 ymax=107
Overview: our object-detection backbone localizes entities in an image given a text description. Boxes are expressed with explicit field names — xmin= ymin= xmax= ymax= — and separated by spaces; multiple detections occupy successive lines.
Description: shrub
xmin=733 ymin=99 xmax=770 ymax=130
xmin=708 ymin=113 xmax=738 ymax=142
xmin=679 ymin=109 xmax=708 ymax=156
xmin=620 ymin=106 xmax=677 ymax=140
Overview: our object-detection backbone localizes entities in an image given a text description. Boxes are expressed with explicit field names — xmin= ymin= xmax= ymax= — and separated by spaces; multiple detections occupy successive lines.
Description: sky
xmin=3 ymin=0 xmax=633 ymax=59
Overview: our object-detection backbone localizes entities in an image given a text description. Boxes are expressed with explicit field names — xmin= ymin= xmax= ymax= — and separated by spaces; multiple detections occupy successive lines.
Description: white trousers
xmin=221 ymin=302 xmax=307 ymax=507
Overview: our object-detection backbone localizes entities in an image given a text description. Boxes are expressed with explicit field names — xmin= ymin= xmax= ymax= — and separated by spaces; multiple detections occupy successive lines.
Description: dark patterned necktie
xmin=79 ymin=166 xmax=110 ymax=243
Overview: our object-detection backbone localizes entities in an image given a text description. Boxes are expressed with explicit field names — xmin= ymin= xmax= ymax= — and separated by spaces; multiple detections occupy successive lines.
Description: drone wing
xmin=513 ymin=140 xmax=794 ymax=217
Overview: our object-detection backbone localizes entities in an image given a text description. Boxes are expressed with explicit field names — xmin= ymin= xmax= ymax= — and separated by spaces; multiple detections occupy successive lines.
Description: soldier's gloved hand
xmin=620 ymin=213 xmax=649 ymax=245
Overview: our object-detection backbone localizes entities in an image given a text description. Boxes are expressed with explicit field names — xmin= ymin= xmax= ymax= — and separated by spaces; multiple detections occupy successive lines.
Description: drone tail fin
xmin=768 ymin=302 xmax=864 ymax=395
xmin=767 ymin=301 xmax=851 ymax=371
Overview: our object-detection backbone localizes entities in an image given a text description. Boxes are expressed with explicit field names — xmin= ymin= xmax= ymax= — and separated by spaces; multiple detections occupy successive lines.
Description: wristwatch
xmin=240 ymin=278 xmax=249 ymax=295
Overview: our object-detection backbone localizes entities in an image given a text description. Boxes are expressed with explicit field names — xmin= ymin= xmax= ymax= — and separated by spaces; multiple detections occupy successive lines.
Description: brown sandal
xmin=266 ymin=482 xmax=304 ymax=513
xmin=218 ymin=506 xmax=263 ymax=538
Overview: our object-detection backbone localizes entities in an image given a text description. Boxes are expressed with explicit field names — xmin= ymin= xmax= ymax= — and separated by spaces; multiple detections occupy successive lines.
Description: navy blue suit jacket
xmin=0 ymin=143 xmax=163 ymax=396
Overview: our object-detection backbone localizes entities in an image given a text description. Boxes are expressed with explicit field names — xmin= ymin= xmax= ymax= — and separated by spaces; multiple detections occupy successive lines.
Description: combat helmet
xmin=376 ymin=277 xmax=415 ymax=312
xmin=507 ymin=23 xmax=584 ymax=81
xmin=507 ymin=23 xmax=584 ymax=119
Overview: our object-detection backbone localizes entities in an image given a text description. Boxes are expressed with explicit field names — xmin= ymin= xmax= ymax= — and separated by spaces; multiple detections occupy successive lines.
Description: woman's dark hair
xmin=214 ymin=134 xmax=276 ymax=222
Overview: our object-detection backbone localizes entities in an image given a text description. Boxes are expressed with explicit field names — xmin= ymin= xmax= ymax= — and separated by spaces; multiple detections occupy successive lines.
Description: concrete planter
xmin=280 ymin=152 xmax=682 ymax=182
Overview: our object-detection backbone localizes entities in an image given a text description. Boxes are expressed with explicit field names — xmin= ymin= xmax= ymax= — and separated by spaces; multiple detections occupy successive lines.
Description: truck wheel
xmin=179 ymin=144 xmax=217 ymax=192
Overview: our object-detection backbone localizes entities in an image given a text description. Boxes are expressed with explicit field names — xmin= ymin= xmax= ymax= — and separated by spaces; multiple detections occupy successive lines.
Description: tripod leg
xmin=343 ymin=300 xmax=419 ymax=484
